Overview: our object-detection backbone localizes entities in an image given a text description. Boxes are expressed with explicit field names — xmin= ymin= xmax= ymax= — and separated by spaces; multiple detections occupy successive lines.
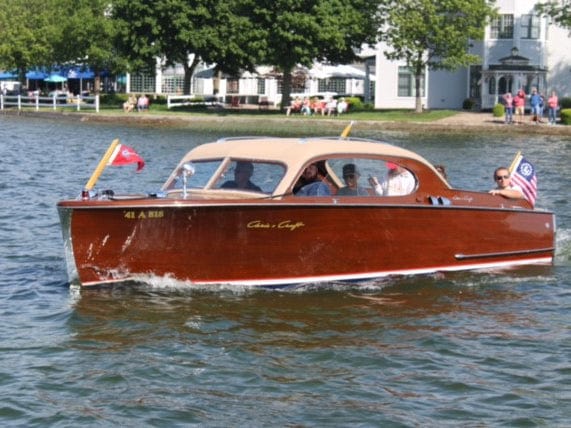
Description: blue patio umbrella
xmin=45 ymin=74 xmax=67 ymax=83
xmin=67 ymin=68 xmax=94 ymax=79
xmin=45 ymin=74 xmax=68 ymax=90
xmin=0 ymin=70 xmax=17 ymax=79
xmin=26 ymin=70 xmax=48 ymax=80
xmin=67 ymin=68 xmax=94 ymax=92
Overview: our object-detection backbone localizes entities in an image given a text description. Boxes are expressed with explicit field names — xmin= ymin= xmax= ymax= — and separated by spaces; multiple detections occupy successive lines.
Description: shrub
xmin=492 ymin=103 xmax=505 ymax=117
xmin=151 ymin=95 xmax=167 ymax=105
xmin=559 ymin=97 xmax=571 ymax=109
xmin=346 ymin=96 xmax=363 ymax=111
xmin=100 ymin=93 xmax=128 ymax=106
xmin=462 ymin=98 xmax=475 ymax=110
xmin=560 ymin=108 xmax=571 ymax=125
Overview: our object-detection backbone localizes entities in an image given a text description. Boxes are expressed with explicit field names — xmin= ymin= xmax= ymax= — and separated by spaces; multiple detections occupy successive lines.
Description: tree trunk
xmin=281 ymin=66 xmax=293 ymax=112
xmin=414 ymin=72 xmax=423 ymax=113
xmin=182 ymin=56 xmax=200 ymax=95
xmin=94 ymin=74 xmax=101 ymax=94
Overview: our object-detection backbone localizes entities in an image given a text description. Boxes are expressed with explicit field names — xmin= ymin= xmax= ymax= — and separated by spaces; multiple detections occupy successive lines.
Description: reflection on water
xmin=1 ymin=115 xmax=570 ymax=426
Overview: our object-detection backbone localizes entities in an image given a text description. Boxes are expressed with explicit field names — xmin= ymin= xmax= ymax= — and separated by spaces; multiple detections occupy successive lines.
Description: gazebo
xmin=480 ymin=47 xmax=547 ymax=109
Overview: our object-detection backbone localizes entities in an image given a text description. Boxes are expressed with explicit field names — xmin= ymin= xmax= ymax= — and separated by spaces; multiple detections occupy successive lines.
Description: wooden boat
xmin=57 ymin=136 xmax=556 ymax=288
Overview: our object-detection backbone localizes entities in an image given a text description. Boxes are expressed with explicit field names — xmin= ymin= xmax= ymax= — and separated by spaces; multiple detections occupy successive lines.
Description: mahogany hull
xmin=57 ymin=199 xmax=555 ymax=287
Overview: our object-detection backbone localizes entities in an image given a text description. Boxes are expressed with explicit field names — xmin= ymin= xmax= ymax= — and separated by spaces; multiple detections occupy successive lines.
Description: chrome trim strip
xmin=455 ymin=247 xmax=555 ymax=260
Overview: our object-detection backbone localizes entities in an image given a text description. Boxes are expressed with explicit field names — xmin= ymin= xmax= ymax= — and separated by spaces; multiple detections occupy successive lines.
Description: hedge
xmin=560 ymin=108 xmax=571 ymax=125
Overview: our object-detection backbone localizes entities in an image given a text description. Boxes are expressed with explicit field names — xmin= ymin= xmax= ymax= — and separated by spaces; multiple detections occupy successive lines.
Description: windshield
xmin=165 ymin=159 xmax=286 ymax=195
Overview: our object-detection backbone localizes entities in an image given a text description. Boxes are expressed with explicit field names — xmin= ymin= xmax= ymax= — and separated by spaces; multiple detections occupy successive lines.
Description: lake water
xmin=1 ymin=114 xmax=570 ymax=427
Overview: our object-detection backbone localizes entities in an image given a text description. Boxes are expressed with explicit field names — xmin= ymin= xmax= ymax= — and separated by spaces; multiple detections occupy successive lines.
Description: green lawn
xmin=99 ymin=102 xmax=459 ymax=123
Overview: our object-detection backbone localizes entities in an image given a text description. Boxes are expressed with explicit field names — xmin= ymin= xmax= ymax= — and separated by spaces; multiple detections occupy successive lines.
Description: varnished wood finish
xmin=57 ymin=137 xmax=555 ymax=287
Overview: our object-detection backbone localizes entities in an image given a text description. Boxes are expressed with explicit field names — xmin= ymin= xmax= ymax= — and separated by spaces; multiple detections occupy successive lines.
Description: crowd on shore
xmin=286 ymin=96 xmax=348 ymax=117
xmin=500 ymin=87 xmax=560 ymax=126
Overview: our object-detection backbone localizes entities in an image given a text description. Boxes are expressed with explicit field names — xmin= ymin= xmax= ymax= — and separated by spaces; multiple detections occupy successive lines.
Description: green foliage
xmin=535 ymin=2 xmax=571 ymax=29
xmin=152 ymin=95 xmax=167 ymax=105
xmin=100 ymin=93 xmax=128 ymax=106
xmin=560 ymin=109 xmax=571 ymax=125
xmin=463 ymin=99 xmax=475 ymax=110
xmin=0 ymin=0 xmax=61 ymax=77
xmin=560 ymin=97 xmax=571 ymax=109
xmin=493 ymin=103 xmax=505 ymax=117
xmin=345 ymin=97 xmax=363 ymax=111
xmin=248 ymin=0 xmax=383 ymax=109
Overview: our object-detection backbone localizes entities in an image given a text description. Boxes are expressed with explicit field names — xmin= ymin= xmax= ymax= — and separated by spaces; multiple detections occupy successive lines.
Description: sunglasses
xmin=495 ymin=175 xmax=509 ymax=180
xmin=343 ymin=173 xmax=356 ymax=179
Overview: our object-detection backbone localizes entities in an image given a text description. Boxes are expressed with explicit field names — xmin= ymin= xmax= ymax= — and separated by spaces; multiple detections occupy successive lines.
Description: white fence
xmin=166 ymin=94 xmax=222 ymax=109
xmin=0 ymin=94 xmax=100 ymax=112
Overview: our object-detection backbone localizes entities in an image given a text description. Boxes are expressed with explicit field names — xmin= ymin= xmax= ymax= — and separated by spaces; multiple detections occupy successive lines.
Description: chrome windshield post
xmin=182 ymin=162 xmax=195 ymax=198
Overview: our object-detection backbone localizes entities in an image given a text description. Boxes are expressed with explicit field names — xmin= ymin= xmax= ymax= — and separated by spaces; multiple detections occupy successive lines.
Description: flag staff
xmin=84 ymin=139 xmax=121 ymax=191
xmin=508 ymin=150 xmax=522 ymax=173
xmin=340 ymin=121 xmax=354 ymax=138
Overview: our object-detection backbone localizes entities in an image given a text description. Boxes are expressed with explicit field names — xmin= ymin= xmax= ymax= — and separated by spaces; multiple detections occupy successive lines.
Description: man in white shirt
xmin=369 ymin=162 xmax=416 ymax=196
xmin=489 ymin=167 xmax=524 ymax=199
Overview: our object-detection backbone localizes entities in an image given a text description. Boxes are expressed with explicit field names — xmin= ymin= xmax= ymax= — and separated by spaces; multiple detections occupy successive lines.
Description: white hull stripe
xmin=80 ymin=256 xmax=553 ymax=288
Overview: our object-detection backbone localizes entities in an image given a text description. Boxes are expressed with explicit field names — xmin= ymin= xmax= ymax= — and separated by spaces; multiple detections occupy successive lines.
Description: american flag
xmin=510 ymin=154 xmax=537 ymax=207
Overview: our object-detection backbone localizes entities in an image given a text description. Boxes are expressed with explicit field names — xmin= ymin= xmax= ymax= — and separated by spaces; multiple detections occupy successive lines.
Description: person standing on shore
xmin=547 ymin=91 xmax=559 ymax=125
xmin=530 ymin=88 xmax=542 ymax=123
xmin=514 ymin=88 xmax=526 ymax=125
xmin=503 ymin=92 xmax=514 ymax=124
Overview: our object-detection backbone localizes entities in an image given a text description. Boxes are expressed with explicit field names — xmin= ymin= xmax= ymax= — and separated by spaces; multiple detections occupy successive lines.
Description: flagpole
xmin=340 ymin=121 xmax=354 ymax=138
xmin=508 ymin=150 xmax=521 ymax=173
xmin=84 ymin=139 xmax=121 ymax=191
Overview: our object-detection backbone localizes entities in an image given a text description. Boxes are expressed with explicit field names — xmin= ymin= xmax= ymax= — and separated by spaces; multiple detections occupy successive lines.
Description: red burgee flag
xmin=107 ymin=144 xmax=145 ymax=172
xmin=510 ymin=153 xmax=537 ymax=207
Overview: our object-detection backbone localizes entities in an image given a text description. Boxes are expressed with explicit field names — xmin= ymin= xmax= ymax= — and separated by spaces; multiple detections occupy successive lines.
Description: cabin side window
xmin=327 ymin=157 xmax=417 ymax=197
xmin=214 ymin=160 xmax=286 ymax=194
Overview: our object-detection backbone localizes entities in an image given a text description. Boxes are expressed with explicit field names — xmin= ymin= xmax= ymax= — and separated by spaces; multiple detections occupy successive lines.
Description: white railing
xmin=0 ymin=94 xmax=100 ymax=112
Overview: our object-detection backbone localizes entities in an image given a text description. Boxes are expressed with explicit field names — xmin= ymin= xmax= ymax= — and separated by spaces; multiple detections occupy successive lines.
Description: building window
xmin=521 ymin=14 xmax=540 ymax=39
xmin=398 ymin=66 xmax=424 ymax=97
xmin=161 ymin=75 xmax=184 ymax=94
xmin=227 ymin=78 xmax=239 ymax=94
xmin=488 ymin=77 xmax=496 ymax=95
xmin=490 ymin=14 xmax=514 ymax=39
xmin=130 ymin=73 xmax=155 ymax=93
xmin=317 ymin=78 xmax=346 ymax=94
xmin=257 ymin=78 xmax=265 ymax=95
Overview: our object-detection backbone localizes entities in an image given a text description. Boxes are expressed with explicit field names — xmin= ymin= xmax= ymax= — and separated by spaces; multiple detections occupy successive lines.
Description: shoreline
xmin=3 ymin=109 xmax=570 ymax=136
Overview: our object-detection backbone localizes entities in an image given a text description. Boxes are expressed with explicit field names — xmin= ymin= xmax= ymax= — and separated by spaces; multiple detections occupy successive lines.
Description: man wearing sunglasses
xmin=337 ymin=163 xmax=370 ymax=196
xmin=489 ymin=167 xmax=524 ymax=199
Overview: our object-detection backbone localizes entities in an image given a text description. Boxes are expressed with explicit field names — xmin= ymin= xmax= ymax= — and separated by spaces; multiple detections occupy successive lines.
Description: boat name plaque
xmin=247 ymin=220 xmax=305 ymax=231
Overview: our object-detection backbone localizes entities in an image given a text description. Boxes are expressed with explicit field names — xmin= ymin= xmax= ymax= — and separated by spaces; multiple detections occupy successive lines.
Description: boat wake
xmin=555 ymin=227 xmax=571 ymax=265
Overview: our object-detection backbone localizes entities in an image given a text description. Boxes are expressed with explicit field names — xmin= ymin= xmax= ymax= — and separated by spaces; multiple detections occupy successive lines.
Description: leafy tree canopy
xmin=111 ymin=0 xmax=257 ymax=94
xmin=245 ymin=0 xmax=383 ymax=108
xmin=0 ymin=0 xmax=61 ymax=79
xmin=535 ymin=1 xmax=571 ymax=29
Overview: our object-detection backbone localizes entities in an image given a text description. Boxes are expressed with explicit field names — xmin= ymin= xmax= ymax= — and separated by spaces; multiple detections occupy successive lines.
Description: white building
xmin=372 ymin=0 xmax=571 ymax=110
xmin=126 ymin=0 xmax=569 ymax=110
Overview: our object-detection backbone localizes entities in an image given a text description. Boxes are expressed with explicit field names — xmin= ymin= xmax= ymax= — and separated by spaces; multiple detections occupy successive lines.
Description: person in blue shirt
xmin=337 ymin=163 xmax=370 ymax=196
xmin=295 ymin=162 xmax=331 ymax=196
xmin=529 ymin=88 xmax=543 ymax=123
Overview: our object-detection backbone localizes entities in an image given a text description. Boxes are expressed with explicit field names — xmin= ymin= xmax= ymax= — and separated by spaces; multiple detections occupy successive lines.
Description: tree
xmin=535 ymin=1 xmax=571 ymax=29
xmin=55 ymin=0 xmax=124 ymax=93
xmin=379 ymin=0 xmax=496 ymax=112
xmin=0 ymin=0 xmax=61 ymax=82
xmin=245 ymin=0 xmax=383 ymax=110
xmin=111 ymin=0 xmax=256 ymax=95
